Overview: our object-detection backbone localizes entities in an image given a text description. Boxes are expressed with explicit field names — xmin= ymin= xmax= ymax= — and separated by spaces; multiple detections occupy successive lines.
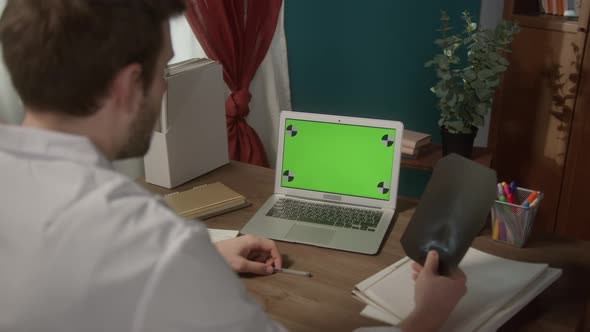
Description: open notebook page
xmin=360 ymin=267 xmax=561 ymax=331
xmin=362 ymin=248 xmax=548 ymax=331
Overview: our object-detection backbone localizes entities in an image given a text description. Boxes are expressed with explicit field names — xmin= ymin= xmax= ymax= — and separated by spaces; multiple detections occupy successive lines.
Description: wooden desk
xmin=141 ymin=161 xmax=590 ymax=332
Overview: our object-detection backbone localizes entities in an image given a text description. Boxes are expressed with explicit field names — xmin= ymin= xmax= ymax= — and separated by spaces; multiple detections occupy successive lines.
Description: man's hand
xmin=399 ymin=250 xmax=467 ymax=332
xmin=214 ymin=235 xmax=282 ymax=275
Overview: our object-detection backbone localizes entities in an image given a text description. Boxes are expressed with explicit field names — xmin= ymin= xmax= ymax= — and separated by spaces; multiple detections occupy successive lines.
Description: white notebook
xmin=353 ymin=248 xmax=561 ymax=332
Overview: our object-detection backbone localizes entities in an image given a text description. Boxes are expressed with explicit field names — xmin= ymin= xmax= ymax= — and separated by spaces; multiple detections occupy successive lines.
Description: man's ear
xmin=109 ymin=63 xmax=143 ymax=114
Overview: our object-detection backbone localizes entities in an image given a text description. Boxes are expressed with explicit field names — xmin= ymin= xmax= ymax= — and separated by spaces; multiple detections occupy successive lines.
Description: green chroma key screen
xmin=281 ymin=119 xmax=396 ymax=201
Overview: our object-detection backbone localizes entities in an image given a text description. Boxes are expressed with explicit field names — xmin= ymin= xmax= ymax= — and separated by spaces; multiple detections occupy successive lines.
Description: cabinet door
xmin=492 ymin=26 xmax=584 ymax=233
xmin=556 ymin=33 xmax=590 ymax=240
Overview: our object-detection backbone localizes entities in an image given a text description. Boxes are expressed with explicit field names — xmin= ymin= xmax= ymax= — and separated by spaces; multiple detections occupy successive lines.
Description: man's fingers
xmin=423 ymin=250 xmax=439 ymax=275
xmin=412 ymin=272 xmax=418 ymax=281
xmin=241 ymin=260 xmax=274 ymax=275
xmin=254 ymin=255 xmax=268 ymax=263
xmin=248 ymin=251 xmax=270 ymax=263
xmin=411 ymin=262 xmax=422 ymax=273
xmin=246 ymin=236 xmax=282 ymax=269
xmin=265 ymin=257 xmax=274 ymax=266
xmin=450 ymin=267 xmax=467 ymax=282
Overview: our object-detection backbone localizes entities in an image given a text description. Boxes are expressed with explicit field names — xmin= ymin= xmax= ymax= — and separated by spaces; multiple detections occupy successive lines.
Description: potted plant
xmin=426 ymin=11 xmax=519 ymax=157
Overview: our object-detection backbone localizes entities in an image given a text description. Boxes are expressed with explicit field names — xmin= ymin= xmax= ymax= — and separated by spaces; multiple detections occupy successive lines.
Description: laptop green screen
xmin=281 ymin=119 xmax=397 ymax=201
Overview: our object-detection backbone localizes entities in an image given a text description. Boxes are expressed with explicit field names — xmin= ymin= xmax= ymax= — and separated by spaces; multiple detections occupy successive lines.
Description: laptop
xmin=240 ymin=111 xmax=404 ymax=254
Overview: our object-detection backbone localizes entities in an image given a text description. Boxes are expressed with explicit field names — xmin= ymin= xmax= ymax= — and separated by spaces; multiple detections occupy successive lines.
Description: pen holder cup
xmin=490 ymin=188 xmax=543 ymax=247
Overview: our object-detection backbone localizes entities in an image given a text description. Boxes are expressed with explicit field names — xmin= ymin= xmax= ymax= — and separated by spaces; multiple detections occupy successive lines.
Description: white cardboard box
xmin=144 ymin=59 xmax=228 ymax=188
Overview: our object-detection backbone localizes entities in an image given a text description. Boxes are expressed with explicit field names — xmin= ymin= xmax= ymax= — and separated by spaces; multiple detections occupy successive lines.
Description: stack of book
xmin=539 ymin=0 xmax=578 ymax=17
xmin=163 ymin=182 xmax=249 ymax=220
xmin=401 ymin=129 xmax=432 ymax=159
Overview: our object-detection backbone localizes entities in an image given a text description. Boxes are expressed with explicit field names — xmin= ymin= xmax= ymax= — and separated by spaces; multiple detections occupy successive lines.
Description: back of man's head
xmin=0 ymin=0 xmax=185 ymax=117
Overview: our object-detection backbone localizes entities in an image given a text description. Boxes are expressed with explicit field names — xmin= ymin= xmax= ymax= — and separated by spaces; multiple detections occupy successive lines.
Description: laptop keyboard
xmin=266 ymin=198 xmax=382 ymax=232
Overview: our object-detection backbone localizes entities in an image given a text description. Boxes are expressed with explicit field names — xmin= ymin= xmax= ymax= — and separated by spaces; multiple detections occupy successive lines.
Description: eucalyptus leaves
xmin=426 ymin=11 xmax=520 ymax=134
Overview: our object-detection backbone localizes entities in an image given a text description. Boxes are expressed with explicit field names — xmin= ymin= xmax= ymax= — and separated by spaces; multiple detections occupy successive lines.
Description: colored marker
xmin=493 ymin=220 xmax=499 ymax=240
xmin=530 ymin=195 xmax=541 ymax=207
xmin=497 ymin=183 xmax=506 ymax=201
xmin=522 ymin=191 xmax=539 ymax=207
xmin=509 ymin=181 xmax=517 ymax=194
xmin=513 ymin=215 xmax=523 ymax=241
xmin=499 ymin=220 xmax=506 ymax=241
xmin=502 ymin=183 xmax=510 ymax=197
xmin=506 ymin=223 xmax=514 ymax=243
xmin=502 ymin=183 xmax=514 ymax=204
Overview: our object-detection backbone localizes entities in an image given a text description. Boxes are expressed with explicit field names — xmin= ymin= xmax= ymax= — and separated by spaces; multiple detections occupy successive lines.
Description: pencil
xmin=273 ymin=268 xmax=312 ymax=277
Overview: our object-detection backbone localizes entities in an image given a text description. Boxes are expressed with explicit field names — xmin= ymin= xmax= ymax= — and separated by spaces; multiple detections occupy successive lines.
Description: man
xmin=0 ymin=1 xmax=466 ymax=331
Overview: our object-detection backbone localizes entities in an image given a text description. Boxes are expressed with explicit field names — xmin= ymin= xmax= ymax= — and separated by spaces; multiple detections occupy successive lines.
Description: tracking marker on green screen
xmin=283 ymin=170 xmax=295 ymax=182
xmin=381 ymin=134 xmax=394 ymax=147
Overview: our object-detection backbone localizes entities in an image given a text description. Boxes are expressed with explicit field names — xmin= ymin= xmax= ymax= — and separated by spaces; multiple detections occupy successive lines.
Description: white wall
xmin=475 ymin=0 xmax=505 ymax=147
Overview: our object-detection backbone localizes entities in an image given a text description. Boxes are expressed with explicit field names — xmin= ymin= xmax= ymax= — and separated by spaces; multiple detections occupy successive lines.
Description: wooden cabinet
xmin=556 ymin=32 xmax=590 ymax=237
xmin=491 ymin=0 xmax=590 ymax=239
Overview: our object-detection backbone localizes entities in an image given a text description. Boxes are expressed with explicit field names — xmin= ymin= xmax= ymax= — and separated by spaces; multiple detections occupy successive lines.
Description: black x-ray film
xmin=401 ymin=153 xmax=497 ymax=275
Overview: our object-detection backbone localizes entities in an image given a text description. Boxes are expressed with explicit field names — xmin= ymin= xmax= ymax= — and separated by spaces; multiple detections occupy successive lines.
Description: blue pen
xmin=509 ymin=181 xmax=516 ymax=194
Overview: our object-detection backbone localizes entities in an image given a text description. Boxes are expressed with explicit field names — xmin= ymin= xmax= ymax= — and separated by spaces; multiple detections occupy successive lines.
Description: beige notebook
xmin=164 ymin=182 xmax=249 ymax=220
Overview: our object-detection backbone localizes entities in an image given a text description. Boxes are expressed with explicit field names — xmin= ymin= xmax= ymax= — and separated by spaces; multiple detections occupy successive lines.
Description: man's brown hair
xmin=0 ymin=0 xmax=185 ymax=116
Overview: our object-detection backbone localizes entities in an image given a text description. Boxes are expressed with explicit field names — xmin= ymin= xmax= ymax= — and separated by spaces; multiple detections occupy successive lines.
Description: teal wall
xmin=284 ymin=1 xmax=481 ymax=197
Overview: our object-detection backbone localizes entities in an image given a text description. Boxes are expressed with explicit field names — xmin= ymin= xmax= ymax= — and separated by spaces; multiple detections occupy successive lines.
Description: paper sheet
xmin=359 ymin=268 xmax=561 ymax=332
xmin=354 ymin=248 xmax=559 ymax=332
xmin=207 ymin=229 xmax=239 ymax=242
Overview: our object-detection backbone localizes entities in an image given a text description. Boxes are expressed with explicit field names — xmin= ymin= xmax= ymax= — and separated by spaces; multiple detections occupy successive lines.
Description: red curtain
xmin=185 ymin=0 xmax=283 ymax=168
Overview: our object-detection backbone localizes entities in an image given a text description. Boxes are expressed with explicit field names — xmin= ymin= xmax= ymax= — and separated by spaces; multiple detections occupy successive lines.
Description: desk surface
xmin=141 ymin=161 xmax=590 ymax=332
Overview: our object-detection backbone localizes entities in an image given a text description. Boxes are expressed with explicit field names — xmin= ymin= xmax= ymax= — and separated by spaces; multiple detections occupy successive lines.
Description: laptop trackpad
xmin=285 ymin=225 xmax=335 ymax=245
